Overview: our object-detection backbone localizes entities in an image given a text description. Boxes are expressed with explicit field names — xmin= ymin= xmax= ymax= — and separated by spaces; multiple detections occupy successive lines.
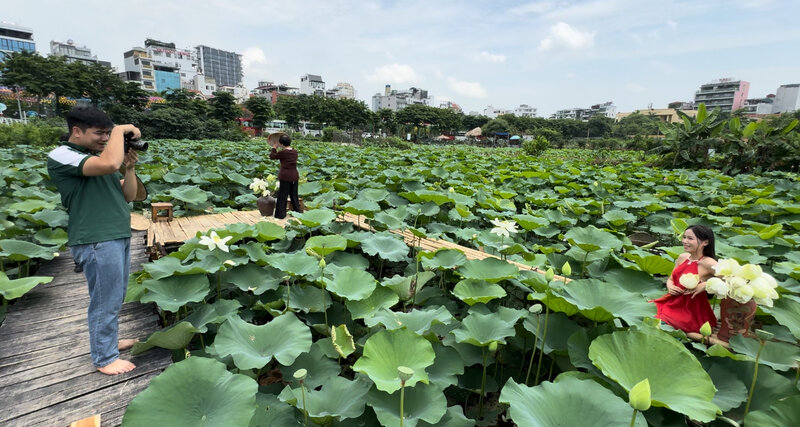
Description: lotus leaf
xmin=603 ymin=209 xmax=636 ymax=227
xmin=220 ymin=263 xmax=283 ymax=295
xmin=250 ymin=392 xmax=303 ymax=427
xmin=131 ymin=321 xmax=200 ymax=355
xmin=140 ymin=274 xmax=210 ymax=313
xmin=25 ymin=208 xmax=69 ymax=227
xmin=588 ymin=327 xmax=720 ymax=422
xmin=552 ymin=279 xmax=656 ymax=324
xmin=323 ymin=266 xmax=376 ymax=301
xmin=451 ymin=308 xmax=520 ymax=347
xmin=33 ymin=228 xmax=68 ymax=246
xmin=419 ymin=248 xmax=467 ymax=270
xmin=282 ymin=284 xmax=331 ymax=313
xmin=122 ymin=356 xmax=257 ymax=426
xmin=343 ymin=198 xmax=381 ymax=215
xmin=452 ymin=279 xmax=507 ymax=306
xmin=0 ymin=272 xmax=52 ymax=300
xmin=728 ymin=334 xmax=800 ymax=371
xmin=367 ymin=382 xmax=447 ymax=427
xmin=331 ymin=324 xmax=356 ymax=358
xmin=360 ymin=233 xmax=409 ymax=262
xmin=380 ymin=272 xmax=436 ymax=301
xmin=292 ymin=208 xmax=337 ymax=227
xmin=523 ymin=311 xmax=583 ymax=354
xmin=168 ymin=185 xmax=210 ymax=204
xmin=744 ymin=394 xmax=800 ymax=427
xmin=213 ymin=313 xmax=312 ymax=370
xmin=346 ymin=286 xmax=399 ymax=319
xmin=456 ymin=258 xmax=519 ymax=283
xmin=0 ymin=239 xmax=58 ymax=262
xmin=564 ymin=226 xmax=623 ymax=252
xmin=266 ymin=251 xmax=319 ymax=277
xmin=252 ymin=221 xmax=286 ymax=241
xmin=761 ymin=295 xmax=800 ymax=340
xmin=280 ymin=342 xmax=342 ymax=389
xmin=352 ymin=328 xmax=435 ymax=393
xmin=706 ymin=364 xmax=748 ymax=412
xmin=425 ymin=343 xmax=465 ymax=389
xmin=279 ymin=376 xmax=372 ymax=424
xmin=8 ymin=199 xmax=54 ymax=213
xmin=364 ymin=306 xmax=454 ymax=336
xmin=182 ymin=299 xmax=241 ymax=333
xmin=500 ymin=377 xmax=647 ymax=427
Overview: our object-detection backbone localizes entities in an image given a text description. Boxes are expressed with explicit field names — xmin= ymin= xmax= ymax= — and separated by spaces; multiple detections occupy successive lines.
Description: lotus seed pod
xmin=397 ymin=366 xmax=414 ymax=382
xmin=545 ymin=268 xmax=555 ymax=282
xmin=293 ymin=368 xmax=308 ymax=381
xmin=699 ymin=321 xmax=712 ymax=337
xmin=755 ymin=329 xmax=774 ymax=341
xmin=488 ymin=341 xmax=498 ymax=353
xmin=529 ymin=304 xmax=543 ymax=314
xmin=628 ymin=378 xmax=652 ymax=411
xmin=562 ymin=262 xmax=572 ymax=277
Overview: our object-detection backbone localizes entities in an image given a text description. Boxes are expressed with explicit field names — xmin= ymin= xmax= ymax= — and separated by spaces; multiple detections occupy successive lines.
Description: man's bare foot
xmin=118 ymin=338 xmax=139 ymax=351
xmin=97 ymin=359 xmax=136 ymax=375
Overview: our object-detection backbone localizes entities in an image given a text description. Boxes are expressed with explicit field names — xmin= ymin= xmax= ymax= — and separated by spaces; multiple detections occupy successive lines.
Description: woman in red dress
xmin=652 ymin=225 xmax=718 ymax=333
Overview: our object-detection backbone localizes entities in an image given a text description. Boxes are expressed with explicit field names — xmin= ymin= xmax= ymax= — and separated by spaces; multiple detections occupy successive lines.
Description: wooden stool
xmin=151 ymin=202 xmax=173 ymax=222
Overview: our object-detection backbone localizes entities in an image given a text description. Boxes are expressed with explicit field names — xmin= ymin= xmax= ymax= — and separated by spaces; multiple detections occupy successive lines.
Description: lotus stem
xmin=548 ymin=354 xmax=556 ymax=381
xmin=400 ymin=381 xmax=406 ymax=427
xmin=629 ymin=409 xmax=638 ymax=427
xmin=300 ymin=383 xmax=308 ymax=426
xmin=535 ymin=304 xmax=551 ymax=386
xmin=525 ymin=314 xmax=542 ymax=385
xmin=478 ymin=346 xmax=488 ymax=419
xmin=198 ymin=333 xmax=204 ymax=349
xmin=743 ymin=339 xmax=766 ymax=417
xmin=793 ymin=364 xmax=799 ymax=390
xmin=216 ymin=272 xmax=221 ymax=301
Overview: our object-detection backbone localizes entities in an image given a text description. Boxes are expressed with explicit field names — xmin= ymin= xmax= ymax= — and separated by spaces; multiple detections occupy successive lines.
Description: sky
xmin=5 ymin=0 xmax=800 ymax=116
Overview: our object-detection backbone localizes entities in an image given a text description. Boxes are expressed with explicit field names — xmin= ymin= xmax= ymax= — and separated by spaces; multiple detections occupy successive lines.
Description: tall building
xmin=551 ymin=102 xmax=615 ymax=121
xmin=371 ymin=85 xmax=430 ymax=111
xmin=196 ymin=45 xmax=243 ymax=88
xmin=300 ymin=74 xmax=325 ymax=96
xmin=251 ymin=81 xmax=300 ymax=105
xmin=514 ymin=104 xmax=537 ymax=118
xmin=771 ymin=84 xmax=800 ymax=114
xmin=122 ymin=39 xmax=197 ymax=92
xmin=0 ymin=22 xmax=35 ymax=61
xmin=327 ymin=82 xmax=355 ymax=99
xmin=693 ymin=78 xmax=750 ymax=112
xmin=50 ymin=39 xmax=111 ymax=67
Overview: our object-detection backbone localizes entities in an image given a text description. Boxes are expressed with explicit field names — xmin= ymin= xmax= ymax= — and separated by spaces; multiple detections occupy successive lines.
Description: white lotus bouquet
xmin=249 ymin=175 xmax=277 ymax=197
xmin=705 ymin=259 xmax=780 ymax=307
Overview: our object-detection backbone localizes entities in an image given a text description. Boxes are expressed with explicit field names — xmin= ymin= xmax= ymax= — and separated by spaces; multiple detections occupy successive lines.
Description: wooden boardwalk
xmin=0 ymin=231 xmax=171 ymax=427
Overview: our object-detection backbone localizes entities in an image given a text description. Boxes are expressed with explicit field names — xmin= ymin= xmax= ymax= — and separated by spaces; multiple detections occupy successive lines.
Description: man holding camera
xmin=47 ymin=107 xmax=141 ymax=375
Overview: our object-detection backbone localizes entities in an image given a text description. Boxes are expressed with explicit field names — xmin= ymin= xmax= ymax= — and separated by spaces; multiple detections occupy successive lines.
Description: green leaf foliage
xmin=352 ymin=328 xmax=435 ymax=393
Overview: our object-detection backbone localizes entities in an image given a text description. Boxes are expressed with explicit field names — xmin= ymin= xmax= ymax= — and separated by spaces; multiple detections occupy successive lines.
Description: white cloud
xmin=446 ymin=77 xmax=487 ymax=99
xmin=365 ymin=63 xmax=420 ymax=84
xmin=473 ymin=51 xmax=506 ymax=63
xmin=538 ymin=22 xmax=596 ymax=51
xmin=241 ymin=47 xmax=270 ymax=82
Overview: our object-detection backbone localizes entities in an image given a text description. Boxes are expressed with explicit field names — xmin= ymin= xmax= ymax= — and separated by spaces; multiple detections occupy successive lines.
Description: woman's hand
xmin=687 ymin=281 xmax=707 ymax=298
xmin=666 ymin=281 xmax=683 ymax=295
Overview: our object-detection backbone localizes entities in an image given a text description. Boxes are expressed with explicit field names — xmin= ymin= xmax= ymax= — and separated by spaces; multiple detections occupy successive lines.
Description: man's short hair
xmin=66 ymin=107 xmax=114 ymax=136
xmin=279 ymin=134 xmax=291 ymax=146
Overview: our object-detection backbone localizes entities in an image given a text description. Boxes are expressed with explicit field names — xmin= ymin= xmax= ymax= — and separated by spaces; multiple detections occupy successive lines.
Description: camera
xmin=124 ymin=132 xmax=148 ymax=153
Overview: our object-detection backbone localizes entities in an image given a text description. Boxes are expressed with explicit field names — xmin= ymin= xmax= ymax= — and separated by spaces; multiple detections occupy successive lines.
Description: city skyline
xmin=4 ymin=0 xmax=800 ymax=116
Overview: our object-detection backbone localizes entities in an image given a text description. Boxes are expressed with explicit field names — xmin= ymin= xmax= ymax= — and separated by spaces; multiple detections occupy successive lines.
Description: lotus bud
xmin=293 ymin=368 xmax=308 ymax=382
xmin=529 ymin=304 xmax=543 ymax=314
xmin=397 ymin=366 xmax=414 ymax=383
xmin=628 ymin=378 xmax=652 ymax=411
xmin=319 ymin=258 xmax=327 ymax=268
xmin=562 ymin=261 xmax=572 ymax=277
xmin=305 ymin=247 xmax=318 ymax=258
xmin=53 ymin=252 xmax=60 ymax=257
xmin=679 ymin=273 xmax=699 ymax=290
xmin=755 ymin=329 xmax=774 ymax=341
xmin=488 ymin=341 xmax=498 ymax=353
xmin=224 ymin=260 xmax=235 ymax=266
xmin=699 ymin=321 xmax=712 ymax=337
xmin=545 ymin=268 xmax=555 ymax=282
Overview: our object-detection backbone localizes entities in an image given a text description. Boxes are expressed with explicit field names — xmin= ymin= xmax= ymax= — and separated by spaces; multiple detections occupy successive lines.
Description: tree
xmin=612 ymin=112 xmax=660 ymax=137
xmin=395 ymin=104 xmax=437 ymax=141
xmin=244 ymin=97 xmax=274 ymax=134
xmin=275 ymin=96 xmax=301 ymax=128
xmin=588 ymin=115 xmax=613 ymax=138
xmin=462 ymin=114 xmax=489 ymax=132
xmin=482 ymin=118 xmax=511 ymax=144
xmin=208 ymin=91 xmax=240 ymax=123
xmin=432 ymin=108 xmax=463 ymax=135
xmin=0 ymin=51 xmax=77 ymax=116
xmin=75 ymin=61 xmax=124 ymax=108
xmin=376 ymin=108 xmax=397 ymax=135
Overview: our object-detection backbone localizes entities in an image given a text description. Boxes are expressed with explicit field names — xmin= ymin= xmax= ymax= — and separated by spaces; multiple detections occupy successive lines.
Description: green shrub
xmin=522 ymin=135 xmax=549 ymax=156
xmin=0 ymin=121 xmax=65 ymax=148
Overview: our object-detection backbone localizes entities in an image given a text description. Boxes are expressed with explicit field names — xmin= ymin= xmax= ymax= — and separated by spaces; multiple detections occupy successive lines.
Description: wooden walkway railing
xmin=0 ymin=231 xmax=171 ymax=427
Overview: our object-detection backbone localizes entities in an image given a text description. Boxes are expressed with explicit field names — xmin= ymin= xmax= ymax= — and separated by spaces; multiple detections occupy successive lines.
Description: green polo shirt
xmin=47 ymin=142 xmax=131 ymax=246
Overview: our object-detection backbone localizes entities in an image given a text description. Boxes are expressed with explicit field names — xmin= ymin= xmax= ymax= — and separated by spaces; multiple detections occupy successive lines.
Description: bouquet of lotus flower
xmin=705 ymin=258 xmax=780 ymax=341
xmin=706 ymin=259 xmax=780 ymax=307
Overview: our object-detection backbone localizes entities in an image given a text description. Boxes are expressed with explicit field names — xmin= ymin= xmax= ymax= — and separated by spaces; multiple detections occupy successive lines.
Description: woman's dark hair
xmin=279 ymin=134 xmax=291 ymax=146
xmin=687 ymin=224 xmax=715 ymax=259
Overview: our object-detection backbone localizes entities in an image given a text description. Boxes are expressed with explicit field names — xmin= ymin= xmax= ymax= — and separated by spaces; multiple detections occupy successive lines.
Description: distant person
xmin=651 ymin=225 xmax=718 ymax=333
xmin=47 ymin=107 xmax=142 ymax=375
xmin=269 ymin=132 xmax=302 ymax=219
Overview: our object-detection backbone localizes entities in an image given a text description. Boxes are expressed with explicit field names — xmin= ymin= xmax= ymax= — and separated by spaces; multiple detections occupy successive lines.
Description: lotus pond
xmin=1 ymin=140 xmax=799 ymax=426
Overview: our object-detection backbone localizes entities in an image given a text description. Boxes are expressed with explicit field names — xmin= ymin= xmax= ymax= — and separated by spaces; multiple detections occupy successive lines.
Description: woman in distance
xmin=651 ymin=224 xmax=718 ymax=333
xmin=269 ymin=132 xmax=302 ymax=219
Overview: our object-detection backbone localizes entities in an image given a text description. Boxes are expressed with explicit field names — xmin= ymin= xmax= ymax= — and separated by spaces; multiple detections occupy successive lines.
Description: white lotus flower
xmin=198 ymin=231 xmax=232 ymax=252
xmin=490 ymin=218 xmax=518 ymax=238
xmin=679 ymin=273 xmax=699 ymax=290
xmin=705 ymin=277 xmax=729 ymax=297
xmin=713 ymin=258 xmax=741 ymax=277
xmin=731 ymin=283 xmax=755 ymax=304
xmin=224 ymin=260 xmax=235 ymax=266
xmin=740 ymin=264 xmax=763 ymax=281
xmin=249 ymin=177 xmax=271 ymax=197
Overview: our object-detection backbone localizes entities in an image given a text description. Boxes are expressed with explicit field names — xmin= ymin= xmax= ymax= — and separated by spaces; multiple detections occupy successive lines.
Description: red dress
xmin=652 ymin=258 xmax=718 ymax=333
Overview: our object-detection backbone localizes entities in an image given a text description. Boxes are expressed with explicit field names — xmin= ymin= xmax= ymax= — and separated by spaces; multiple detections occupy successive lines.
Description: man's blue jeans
xmin=70 ymin=238 xmax=131 ymax=368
